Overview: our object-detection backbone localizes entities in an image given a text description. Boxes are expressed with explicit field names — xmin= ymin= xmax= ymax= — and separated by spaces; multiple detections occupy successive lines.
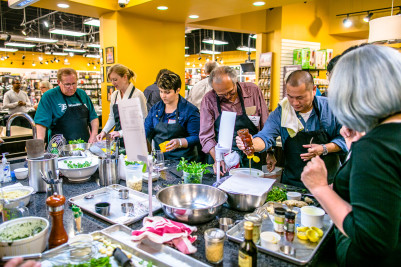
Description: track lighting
xmin=21 ymin=28 xmax=27 ymax=36
xmin=363 ymin=12 xmax=373 ymax=22
xmin=343 ymin=15 xmax=352 ymax=28
xmin=54 ymin=44 xmax=59 ymax=49
xmin=43 ymin=20 xmax=49 ymax=27
xmin=80 ymin=43 xmax=84 ymax=49
xmin=22 ymin=55 xmax=25 ymax=59
xmin=10 ymin=61 xmax=13 ymax=64
xmin=397 ymin=7 xmax=401 ymax=15
xmin=22 ymin=62 xmax=24 ymax=65
xmin=5 ymin=34 xmax=11 ymax=42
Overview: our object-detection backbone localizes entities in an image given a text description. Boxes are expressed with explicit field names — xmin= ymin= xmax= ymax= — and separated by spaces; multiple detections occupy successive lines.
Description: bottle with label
xmin=1 ymin=153 xmax=11 ymax=183
xmin=238 ymin=221 xmax=257 ymax=267
xmin=50 ymin=143 xmax=59 ymax=155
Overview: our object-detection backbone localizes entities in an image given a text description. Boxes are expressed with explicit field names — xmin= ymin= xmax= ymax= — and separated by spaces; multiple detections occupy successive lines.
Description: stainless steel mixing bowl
xmin=60 ymin=143 xmax=92 ymax=156
xmin=222 ymin=190 xmax=268 ymax=212
xmin=156 ymin=184 xmax=227 ymax=224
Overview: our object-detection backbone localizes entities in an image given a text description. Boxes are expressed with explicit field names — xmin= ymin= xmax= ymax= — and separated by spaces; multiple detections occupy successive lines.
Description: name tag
xmin=168 ymin=119 xmax=176 ymax=124
xmin=248 ymin=116 xmax=260 ymax=127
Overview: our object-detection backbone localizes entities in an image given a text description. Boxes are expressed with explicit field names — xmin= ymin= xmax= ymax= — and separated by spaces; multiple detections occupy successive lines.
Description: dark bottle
xmin=284 ymin=211 xmax=296 ymax=242
xmin=238 ymin=221 xmax=258 ymax=267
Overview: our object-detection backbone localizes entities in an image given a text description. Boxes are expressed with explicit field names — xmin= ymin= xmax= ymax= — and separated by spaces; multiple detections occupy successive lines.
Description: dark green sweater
xmin=333 ymin=123 xmax=401 ymax=266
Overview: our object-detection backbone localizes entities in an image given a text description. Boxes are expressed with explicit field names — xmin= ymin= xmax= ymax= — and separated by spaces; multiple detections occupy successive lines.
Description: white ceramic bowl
xmin=0 ymin=186 xmax=34 ymax=209
xmin=14 ymin=168 xmax=29 ymax=180
xmin=58 ymin=156 xmax=99 ymax=182
xmin=0 ymin=216 xmax=49 ymax=257
xmin=286 ymin=191 xmax=302 ymax=201
xmin=229 ymin=168 xmax=264 ymax=177
xmin=301 ymin=206 xmax=325 ymax=228
xmin=260 ymin=231 xmax=281 ymax=251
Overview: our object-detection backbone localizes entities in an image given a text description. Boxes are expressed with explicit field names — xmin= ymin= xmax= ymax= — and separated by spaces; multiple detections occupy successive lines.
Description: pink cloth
xmin=131 ymin=216 xmax=198 ymax=254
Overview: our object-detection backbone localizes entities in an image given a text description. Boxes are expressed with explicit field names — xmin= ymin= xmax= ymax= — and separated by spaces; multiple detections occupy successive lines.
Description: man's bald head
xmin=286 ymin=70 xmax=314 ymax=91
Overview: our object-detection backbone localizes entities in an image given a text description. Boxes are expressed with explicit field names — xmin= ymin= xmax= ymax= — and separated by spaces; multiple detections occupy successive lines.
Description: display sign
xmin=259 ymin=52 xmax=272 ymax=67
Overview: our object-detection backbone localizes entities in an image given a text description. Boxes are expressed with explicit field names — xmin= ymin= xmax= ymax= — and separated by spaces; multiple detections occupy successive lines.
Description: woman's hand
xmin=5 ymin=257 xmax=40 ymax=267
xmin=109 ymin=131 xmax=121 ymax=139
xmin=96 ymin=131 xmax=106 ymax=142
xmin=301 ymin=156 xmax=328 ymax=194
xmin=165 ymin=139 xmax=180 ymax=152
xmin=340 ymin=126 xmax=364 ymax=149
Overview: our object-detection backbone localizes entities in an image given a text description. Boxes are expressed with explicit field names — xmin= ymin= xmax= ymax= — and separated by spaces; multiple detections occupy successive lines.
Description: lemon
xmin=253 ymin=155 xmax=260 ymax=163
xmin=296 ymin=231 xmax=308 ymax=240
xmin=311 ymin=227 xmax=323 ymax=237
xmin=296 ymin=226 xmax=309 ymax=232
xmin=306 ymin=229 xmax=319 ymax=242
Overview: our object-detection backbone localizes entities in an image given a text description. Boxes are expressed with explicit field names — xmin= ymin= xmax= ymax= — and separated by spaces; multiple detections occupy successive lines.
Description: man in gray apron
xmin=35 ymin=68 xmax=99 ymax=144
xmin=236 ymin=70 xmax=347 ymax=188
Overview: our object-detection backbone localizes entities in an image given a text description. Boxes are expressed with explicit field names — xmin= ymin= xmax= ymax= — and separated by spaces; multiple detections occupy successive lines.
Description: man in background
xmin=144 ymin=69 xmax=169 ymax=111
xmin=187 ymin=61 xmax=218 ymax=109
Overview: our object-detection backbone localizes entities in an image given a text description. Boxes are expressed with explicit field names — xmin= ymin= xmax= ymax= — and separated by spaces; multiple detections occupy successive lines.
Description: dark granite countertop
xmin=6 ymin=161 xmax=336 ymax=267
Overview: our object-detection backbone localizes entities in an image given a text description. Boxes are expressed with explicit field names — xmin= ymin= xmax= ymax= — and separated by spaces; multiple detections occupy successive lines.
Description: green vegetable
xmin=71 ymin=204 xmax=82 ymax=218
xmin=266 ymin=186 xmax=287 ymax=202
xmin=69 ymin=138 xmax=85 ymax=144
xmin=64 ymin=160 xmax=92 ymax=169
xmin=55 ymin=256 xmax=111 ymax=267
xmin=125 ymin=160 xmax=147 ymax=172
xmin=177 ymin=157 xmax=211 ymax=174
xmin=73 ymin=148 xmax=85 ymax=151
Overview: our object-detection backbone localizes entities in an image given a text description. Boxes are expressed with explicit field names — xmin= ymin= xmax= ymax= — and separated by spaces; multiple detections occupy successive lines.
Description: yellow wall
xmin=100 ymin=11 xmax=185 ymax=127
xmin=0 ymin=51 xmax=98 ymax=71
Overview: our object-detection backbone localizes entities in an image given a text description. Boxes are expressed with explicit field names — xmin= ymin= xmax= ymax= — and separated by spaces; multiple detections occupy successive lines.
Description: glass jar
xmin=183 ymin=171 xmax=203 ymax=184
xmin=204 ymin=228 xmax=225 ymax=264
xmin=273 ymin=207 xmax=286 ymax=233
xmin=125 ymin=163 xmax=143 ymax=191
xmin=244 ymin=213 xmax=262 ymax=244
xmin=284 ymin=211 xmax=296 ymax=242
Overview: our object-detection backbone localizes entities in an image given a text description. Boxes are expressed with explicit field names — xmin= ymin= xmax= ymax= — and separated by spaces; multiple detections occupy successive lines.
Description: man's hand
xmin=96 ymin=131 xmax=106 ymax=142
xmin=109 ymin=131 xmax=120 ymax=139
xmin=301 ymin=144 xmax=324 ymax=161
xmin=18 ymin=101 xmax=25 ymax=106
xmin=166 ymin=139 xmax=180 ymax=152
xmin=88 ymin=135 xmax=97 ymax=144
xmin=213 ymin=160 xmax=226 ymax=176
xmin=235 ymin=136 xmax=246 ymax=151
xmin=266 ymin=153 xmax=277 ymax=172
xmin=5 ymin=257 xmax=40 ymax=267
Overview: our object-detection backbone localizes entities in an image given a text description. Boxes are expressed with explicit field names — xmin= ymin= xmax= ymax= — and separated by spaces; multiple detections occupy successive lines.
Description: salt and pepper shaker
xmin=46 ymin=193 xmax=68 ymax=249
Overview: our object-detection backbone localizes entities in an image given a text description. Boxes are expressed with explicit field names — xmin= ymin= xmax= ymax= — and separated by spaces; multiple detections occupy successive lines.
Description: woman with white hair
xmin=301 ymin=45 xmax=401 ymax=266
xmin=34 ymin=80 xmax=53 ymax=110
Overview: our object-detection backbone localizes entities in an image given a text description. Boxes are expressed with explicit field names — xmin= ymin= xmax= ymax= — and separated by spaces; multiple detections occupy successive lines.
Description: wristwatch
xmin=322 ymin=144 xmax=328 ymax=156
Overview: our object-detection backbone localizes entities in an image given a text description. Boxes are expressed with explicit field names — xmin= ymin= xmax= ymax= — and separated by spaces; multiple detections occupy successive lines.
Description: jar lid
xmin=285 ymin=211 xmax=296 ymax=219
xmin=274 ymin=207 xmax=286 ymax=215
xmin=244 ymin=213 xmax=262 ymax=225
xmin=204 ymin=228 xmax=225 ymax=242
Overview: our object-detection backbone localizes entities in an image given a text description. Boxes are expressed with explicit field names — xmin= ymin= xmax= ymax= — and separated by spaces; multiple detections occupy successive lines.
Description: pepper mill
xmin=46 ymin=193 xmax=68 ymax=249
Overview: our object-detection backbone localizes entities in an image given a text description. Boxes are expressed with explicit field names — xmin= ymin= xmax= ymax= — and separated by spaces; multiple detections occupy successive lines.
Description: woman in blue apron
xmin=96 ymin=64 xmax=148 ymax=147
xmin=145 ymin=71 xmax=200 ymax=162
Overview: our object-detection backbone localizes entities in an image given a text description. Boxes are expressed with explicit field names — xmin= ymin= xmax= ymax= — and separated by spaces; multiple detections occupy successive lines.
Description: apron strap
xmin=159 ymin=95 xmax=180 ymax=122
xmin=312 ymin=97 xmax=324 ymax=130
xmin=114 ymin=85 xmax=136 ymax=103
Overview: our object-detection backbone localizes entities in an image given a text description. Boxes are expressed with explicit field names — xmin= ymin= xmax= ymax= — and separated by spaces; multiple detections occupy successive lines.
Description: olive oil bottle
xmin=238 ymin=221 xmax=258 ymax=267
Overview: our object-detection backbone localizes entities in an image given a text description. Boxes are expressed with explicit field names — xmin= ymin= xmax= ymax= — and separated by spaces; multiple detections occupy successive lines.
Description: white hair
xmin=328 ymin=45 xmax=401 ymax=132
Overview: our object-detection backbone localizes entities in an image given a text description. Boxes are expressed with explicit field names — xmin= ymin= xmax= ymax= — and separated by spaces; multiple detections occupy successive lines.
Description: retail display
xmin=257 ymin=52 xmax=273 ymax=111
xmin=78 ymin=71 xmax=101 ymax=105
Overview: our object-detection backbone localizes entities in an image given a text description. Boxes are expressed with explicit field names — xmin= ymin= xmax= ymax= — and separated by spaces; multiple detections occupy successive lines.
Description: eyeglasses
xmin=216 ymin=84 xmax=237 ymax=99
xmin=61 ymin=82 xmax=77 ymax=88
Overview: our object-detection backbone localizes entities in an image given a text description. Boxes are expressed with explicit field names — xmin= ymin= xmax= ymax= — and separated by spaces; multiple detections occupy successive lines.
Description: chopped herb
xmin=266 ymin=186 xmax=287 ymax=202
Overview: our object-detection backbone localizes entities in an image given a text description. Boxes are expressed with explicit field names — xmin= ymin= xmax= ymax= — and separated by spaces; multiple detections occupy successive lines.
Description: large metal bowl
xmin=156 ymin=184 xmax=227 ymax=224
xmin=60 ymin=143 xmax=92 ymax=157
xmin=58 ymin=156 xmax=99 ymax=182
xmin=221 ymin=190 xmax=268 ymax=212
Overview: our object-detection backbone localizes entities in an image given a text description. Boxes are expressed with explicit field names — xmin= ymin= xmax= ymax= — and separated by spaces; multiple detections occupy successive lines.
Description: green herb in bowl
xmin=177 ymin=157 xmax=212 ymax=184
xmin=69 ymin=138 xmax=85 ymax=145
xmin=64 ymin=160 xmax=92 ymax=169
xmin=73 ymin=148 xmax=85 ymax=151
xmin=266 ymin=186 xmax=287 ymax=202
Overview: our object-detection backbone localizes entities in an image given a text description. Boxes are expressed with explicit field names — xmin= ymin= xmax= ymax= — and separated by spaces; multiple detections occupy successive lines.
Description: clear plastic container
xmin=125 ymin=163 xmax=143 ymax=191
xmin=204 ymin=228 xmax=225 ymax=264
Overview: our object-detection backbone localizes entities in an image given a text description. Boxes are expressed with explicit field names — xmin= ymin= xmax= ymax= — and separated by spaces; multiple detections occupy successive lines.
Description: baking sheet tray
xmin=101 ymin=224 xmax=210 ymax=267
xmin=226 ymin=210 xmax=333 ymax=265
xmin=69 ymin=184 xmax=161 ymax=225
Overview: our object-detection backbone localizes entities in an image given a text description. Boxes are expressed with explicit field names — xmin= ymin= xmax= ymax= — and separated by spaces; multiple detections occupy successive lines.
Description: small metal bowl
xmin=60 ymin=143 xmax=91 ymax=157
xmin=121 ymin=203 xmax=134 ymax=213
xmin=95 ymin=202 xmax=110 ymax=216
xmin=156 ymin=184 xmax=227 ymax=224
xmin=119 ymin=189 xmax=129 ymax=199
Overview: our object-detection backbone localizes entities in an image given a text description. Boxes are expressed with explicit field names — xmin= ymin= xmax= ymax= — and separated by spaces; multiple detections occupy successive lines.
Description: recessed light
xmin=189 ymin=15 xmax=199 ymax=19
xmin=253 ymin=1 xmax=265 ymax=6
xmin=57 ymin=3 xmax=70 ymax=8
xmin=157 ymin=6 xmax=168 ymax=10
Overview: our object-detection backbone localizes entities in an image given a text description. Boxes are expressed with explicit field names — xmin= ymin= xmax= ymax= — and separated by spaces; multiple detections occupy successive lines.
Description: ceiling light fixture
xmin=202 ymin=37 xmax=228 ymax=45
xmin=83 ymin=18 xmax=100 ymax=27
xmin=157 ymin=6 xmax=168 ymax=10
xmin=250 ymin=34 xmax=257 ymax=39
xmin=25 ymin=37 xmax=58 ymax=43
xmin=363 ymin=12 xmax=373 ymax=22
xmin=397 ymin=6 xmax=401 ymax=15
xmin=68 ymin=52 xmax=74 ymax=57
xmin=54 ymin=44 xmax=59 ymax=49
xmin=85 ymin=54 xmax=101 ymax=58
xmin=185 ymin=46 xmax=189 ymax=49
xmin=343 ymin=14 xmax=352 ymax=27
xmin=0 ymin=48 xmax=18 ymax=52
xmin=64 ymin=58 xmax=68 ymax=63
xmin=49 ymin=28 xmax=87 ymax=37
xmin=189 ymin=15 xmax=199 ymax=19
xmin=64 ymin=48 xmax=86 ymax=53
xmin=200 ymin=49 xmax=221 ymax=55
xmin=53 ymin=52 xmax=68 ymax=56
xmin=45 ymin=61 xmax=49 ymax=64
xmin=57 ymin=3 xmax=70 ymax=9
xmin=87 ymin=44 xmax=101 ymax=48
xmin=5 ymin=35 xmax=11 ymax=42
xmin=43 ymin=21 xmax=49 ymax=27
xmin=253 ymin=1 xmax=265 ymax=6
xmin=5 ymin=42 xmax=35 ymax=48
xmin=32 ymin=62 xmax=36 ymax=66
xmin=185 ymin=54 xmax=190 ymax=57
xmin=38 ymin=56 xmax=43 ymax=61
xmin=21 ymin=28 xmax=27 ymax=36
xmin=237 ymin=45 xmax=257 ymax=52
xmin=9 ymin=0 xmax=40 ymax=9
xmin=45 ymin=51 xmax=51 ymax=55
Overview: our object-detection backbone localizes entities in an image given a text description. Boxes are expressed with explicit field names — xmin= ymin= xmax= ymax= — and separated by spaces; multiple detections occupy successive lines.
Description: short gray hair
xmin=328 ymin=45 xmax=401 ymax=132
xmin=209 ymin=66 xmax=237 ymax=87
xmin=204 ymin=61 xmax=219 ymax=75
xmin=40 ymin=80 xmax=53 ymax=89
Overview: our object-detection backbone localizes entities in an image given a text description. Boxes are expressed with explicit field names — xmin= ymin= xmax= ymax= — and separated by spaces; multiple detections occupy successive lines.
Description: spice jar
xmin=204 ymin=228 xmax=225 ymax=264
xmin=273 ymin=207 xmax=286 ymax=233
xmin=244 ymin=213 xmax=262 ymax=244
xmin=284 ymin=211 xmax=296 ymax=242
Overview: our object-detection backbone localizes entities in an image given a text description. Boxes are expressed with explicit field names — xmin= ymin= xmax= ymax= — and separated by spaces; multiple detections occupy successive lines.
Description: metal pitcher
xmin=98 ymin=157 xmax=119 ymax=186
xmin=28 ymin=154 xmax=58 ymax=193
